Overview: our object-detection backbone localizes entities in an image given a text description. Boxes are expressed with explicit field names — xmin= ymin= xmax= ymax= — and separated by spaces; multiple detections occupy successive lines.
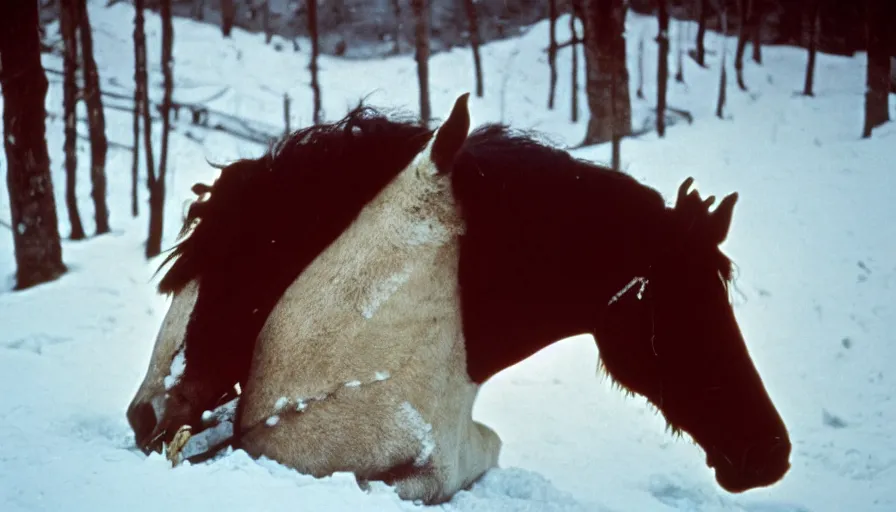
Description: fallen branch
xmin=544 ymin=37 xmax=583 ymax=53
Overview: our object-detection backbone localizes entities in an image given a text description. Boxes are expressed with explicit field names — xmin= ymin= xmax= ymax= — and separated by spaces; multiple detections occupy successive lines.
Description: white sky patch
xmin=398 ymin=401 xmax=435 ymax=467
xmin=359 ymin=265 xmax=412 ymax=319
xmin=163 ymin=346 xmax=186 ymax=390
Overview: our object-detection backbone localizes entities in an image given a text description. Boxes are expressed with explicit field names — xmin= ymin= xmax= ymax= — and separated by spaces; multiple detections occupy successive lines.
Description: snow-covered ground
xmin=1 ymin=2 xmax=894 ymax=510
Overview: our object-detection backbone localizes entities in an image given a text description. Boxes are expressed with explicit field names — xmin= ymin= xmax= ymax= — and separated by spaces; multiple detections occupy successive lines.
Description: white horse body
xmin=236 ymin=106 xmax=501 ymax=503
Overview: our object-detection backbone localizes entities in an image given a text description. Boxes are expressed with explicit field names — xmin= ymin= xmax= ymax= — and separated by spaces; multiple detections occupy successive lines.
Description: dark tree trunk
xmin=463 ymin=0 xmax=484 ymax=98
xmin=695 ymin=0 xmax=707 ymax=67
xmin=675 ymin=19 xmax=685 ymax=82
xmin=135 ymin=0 xmax=155 ymax=221
xmin=734 ymin=0 xmax=750 ymax=90
xmin=390 ymin=0 xmax=402 ymax=54
xmin=862 ymin=0 xmax=891 ymax=137
xmin=283 ymin=93 xmax=291 ymax=137
xmin=147 ymin=0 xmax=174 ymax=258
xmin=716 ymin=6 xmax=728 ymax=118
xmin=263 ymin=0 xmax=272 ymax=44
xmin=570 ymin=10 xmax=579 ymax=122
xmin=582 ymin=0 xmax=631 ymax=145
xmin=410 ymin=0 xmax=431 ymax=124
xmin=548 ymin=0 xmax=558 ymax=109
xmin=77 ymin=0 xmax=110 ymax=235
xmin=61 ymin=0 xmax=86 ymax=240
xmin=0 ymin=0 xmax=67 ymax=289
xmin=221 ymin=0 xmax=235 ymax=37
xmin=802 ymin=0 xmax=821 ymax=97
xmin=636 ymin=32 xmax=645 ymax=99
xmin=751 ymin=0 xmax=762 ymax=64
xmin=306 ymin=0 xmax=322 ymax=125
xmin=193 ymin=0 xmax=204 ymax=20
xmin=657 ymin=0 xmax=669 ymax=137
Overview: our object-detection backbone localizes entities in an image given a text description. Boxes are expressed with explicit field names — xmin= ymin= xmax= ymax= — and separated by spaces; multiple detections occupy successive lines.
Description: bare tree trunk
xmin=0 ymin=0 xmax=67 ymax=289
xmin=675 ymin=19 xmax=685 ymax=82
xmin=734 ymin=0 xmax=749 ymax=90
xmin=135 ymin=0 xmax=156 ymax=227
xmin=410 ymin=0 xmax=431 ymax=124
xmin=463 ymin=0 xmax=484 ymax=97
xmin=77 ymin=0 xmax=110 ymax=235
xmin=147 ymin=0 xmax=174 ymax=258
xmin=61 ymin=0 xmax=86 ymax=240
xmin=636 ymin=32 xmax=645 ymax=99
xmin=263 ymin=0 xmax=272 ymax=44
xmin=390 ymin=0 xmax=402 ymax=54
xmin=695 ymin=0 xmax=707 ymax=67
xmin=582 ymin=0 xmax=631 ymax=145
xmin=283 ymin=93 xmax=291 ymax=137
xmin=862 ymin=0 xmax=891 ymax=138
xmin=306 ymin=0 xmax=322 ymax=125
xmin=570 ymin=10 xmax=579 ymax=122
xmin=657 ymin=0 xmax=669 ymax=137
xmin=193 ymin=0 xmax=205 ymax=20
xmin=802 ymin=0 xmax=820 ymax=97
xmin=751 ymin=0 xmax=762 ymax=64
xmin=221 ymin=0 xmax=235 ymax=37
xmin=716 ymin=6 xmax=728 ymax=118
xmin=547 ymin=0 xmax=558 ymax=109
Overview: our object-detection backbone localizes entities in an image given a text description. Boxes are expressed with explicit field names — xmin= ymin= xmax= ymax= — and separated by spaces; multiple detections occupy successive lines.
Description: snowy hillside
xmin=1 ymin=1 xmax=894 ymax=511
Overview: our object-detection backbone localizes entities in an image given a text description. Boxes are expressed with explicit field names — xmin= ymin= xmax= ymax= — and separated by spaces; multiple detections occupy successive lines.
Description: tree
xmin=716 ymin=4 xmax=728 ymax=118
xmin=802 ymin=0 xmax=821 ymax=97
xmin=134 ymin=0 xmax=154 ymax=220
xmin=307 ymin=0 xmax=322 ymax=125
xmin=389 ymin=0 xmax=402 ymax=54
xmin=751 ymin=0 xmax=762 ymax=64
xmin=78 ymin=0 xmax=110 ymax=235
xmin=695 ymin=0 xmax=708 ymax=67
xmin=862 ymin=0 xmax=891 ymax=138
xmin=463 ymin=0 xmax=484 ymax=98
xmin=0 ymin=0 xmax=67 ymax=289
xmin=547 ymin=0 xmax=558 ymax=109
xmin=263 ymin=0 xmax=272 ymax=44
xmin=734 ymin=0 xmax=750 ymax=90
xmin=147 ymin=0 xmax=174 ymax=258
xmin=570 ymin=9 xmax=580 ymax=122
xmin=636 ymin=31 xmax=645 ymax=99
xmin=60 ymin=0 xmax=86 ymax=240
xmin=675 ymin=19 xmax=685 ymax=82
xmin=221 ymin=0 xmax=236 ymax=37
xmin=410 ymin=0 xmax=431 ymax=124
xmin=582 ymin=0 xmax=631 ymax=147
xmin=657 ymin=0 xmax=669 ymax=136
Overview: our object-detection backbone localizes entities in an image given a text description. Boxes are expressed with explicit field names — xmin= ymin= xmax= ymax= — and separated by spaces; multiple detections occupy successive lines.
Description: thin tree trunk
xmin=751 ymin=0 xmax=762 ymax=64
xmin=582 ymin=0 xmax=631 ymax=145
xmin=60 ymin=0 xmax=86 ymax=240
xmin=135 ymin=0 xmax=156 ymax=224
xmin=463 ymin=0 xmax=484 ymax=98
xmin=306 ymin=0 xmax=322 ymax=125
xmin=390 ymin=0 xmax=402 ymax=54
xmin=283 ymin=93 xmax=291 ymax=137
xmin=657 ymin=0 xmax=669 ymax=137
xmin=734 ymin=0 xmax=749 ymax=90
xmin=862 ymin=0 xmax=891 ymax=138
xmin=410 ymin=0 xmax=431 ymax=124
xmin=0 ymin=0 xmax=67 ymax=289
xmin=675 ymin=19 xmax=685 ymax=82
xmin=548 ymin=0 xmax=558 ymax=109
xmin=636 ymin=32 xmax=645 ymax=99
xmin=695 ymin=0 xmax=707 ymax=67
xmin=263 ymin=0 xmax=272 ymax=44
xmin=147 ymin=0 xmax=174 ymax=258
xmin=802 ymin=0 xmax=820 ymax=97
xmin=221 ymin=0 xmax=235 ymax=37
xmin=77 ymin=0 xmax=110 ymax=235
xmin=193 ymin=0 xmax=204 ymax=20
xmin=570 ymin=11 xmax=579 ymax=122
xmin=716 ymin=6 xmax=728 ymax=118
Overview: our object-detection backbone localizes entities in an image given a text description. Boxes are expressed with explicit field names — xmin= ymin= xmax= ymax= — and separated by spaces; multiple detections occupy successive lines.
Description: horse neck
xmin=455 ymin=156 xmax=668 ymax=384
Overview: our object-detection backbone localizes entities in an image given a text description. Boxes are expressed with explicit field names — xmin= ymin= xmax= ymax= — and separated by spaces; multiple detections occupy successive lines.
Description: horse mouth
xmin=707 ymin=439 xmax=791 ymax=493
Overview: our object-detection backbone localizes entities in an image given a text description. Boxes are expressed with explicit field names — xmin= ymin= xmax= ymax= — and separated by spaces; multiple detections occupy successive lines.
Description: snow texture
xmin=0 ymin=1 xmax=894 ymax=510
xmin=399 ymin=401 xmax=436 ymax=468
xmin=163 ymin=346 xmax=186 ymax=390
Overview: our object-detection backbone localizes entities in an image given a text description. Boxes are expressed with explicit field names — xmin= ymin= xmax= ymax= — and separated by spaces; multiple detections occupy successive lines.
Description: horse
xmin=127 ymin=94 xmax=791 ymax=504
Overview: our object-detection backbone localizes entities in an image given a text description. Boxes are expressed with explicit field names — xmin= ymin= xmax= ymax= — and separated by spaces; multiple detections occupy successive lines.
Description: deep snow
xmin=1 ymin=2 xmax=894 ymax=511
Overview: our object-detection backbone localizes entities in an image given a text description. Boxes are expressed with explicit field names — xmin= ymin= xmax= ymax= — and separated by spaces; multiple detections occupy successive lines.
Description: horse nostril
xmin=127 ymin=401 xmax=158 ymax=451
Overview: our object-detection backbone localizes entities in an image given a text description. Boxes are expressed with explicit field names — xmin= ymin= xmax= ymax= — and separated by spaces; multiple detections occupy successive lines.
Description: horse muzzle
xmin=709 ymin=437 xmax=792 ymax=493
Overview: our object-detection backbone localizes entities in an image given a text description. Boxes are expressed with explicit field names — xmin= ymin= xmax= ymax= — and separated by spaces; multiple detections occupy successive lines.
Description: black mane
xmin=156 ymin=104 xmax=433 ymax=402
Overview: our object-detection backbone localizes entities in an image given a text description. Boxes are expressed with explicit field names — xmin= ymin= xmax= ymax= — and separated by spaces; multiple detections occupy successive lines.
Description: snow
xmin=0 ymin=1 xmax=894 ymax=511
xmin=163 ymin=346 xmax=186 ymax=390
xmin=399 ymin=401 xmax=436 ymax=468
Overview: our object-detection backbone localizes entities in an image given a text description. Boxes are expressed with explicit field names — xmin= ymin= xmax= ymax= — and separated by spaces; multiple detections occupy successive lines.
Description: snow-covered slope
xmin=1 ymin=2 xmax=894 ymax=511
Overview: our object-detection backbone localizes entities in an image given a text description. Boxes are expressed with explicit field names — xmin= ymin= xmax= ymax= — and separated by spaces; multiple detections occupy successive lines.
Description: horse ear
xmin=430 ymin=93 xmax=471 ymax=173
xmin=709 ymin=192 xmax=738 ymax=244
xmin=676 ymin=177 xmax=695 ymax=209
